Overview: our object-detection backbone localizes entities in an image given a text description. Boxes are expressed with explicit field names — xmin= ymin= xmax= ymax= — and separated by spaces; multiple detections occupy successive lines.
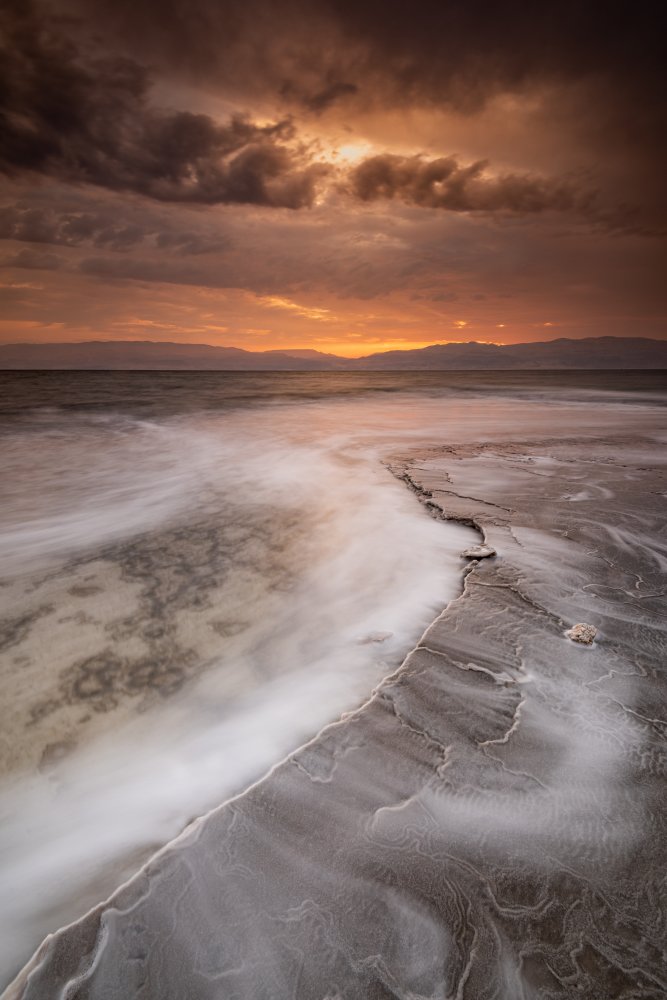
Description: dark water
xmin=1 ymin=369 xmax=665 ymax=423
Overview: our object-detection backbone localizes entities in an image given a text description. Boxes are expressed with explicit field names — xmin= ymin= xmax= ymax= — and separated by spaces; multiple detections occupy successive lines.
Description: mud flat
xmin=5 ymin=425 xmax=667 ymax=1000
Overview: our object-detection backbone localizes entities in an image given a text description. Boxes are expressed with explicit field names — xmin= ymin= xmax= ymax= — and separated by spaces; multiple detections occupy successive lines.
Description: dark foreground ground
xmin=5 ymin=425 xmax=667 ymax=1000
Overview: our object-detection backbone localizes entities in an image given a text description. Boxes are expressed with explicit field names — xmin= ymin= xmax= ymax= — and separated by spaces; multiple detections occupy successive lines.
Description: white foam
xmin=0 ymin=394 xmax=474 ymax=979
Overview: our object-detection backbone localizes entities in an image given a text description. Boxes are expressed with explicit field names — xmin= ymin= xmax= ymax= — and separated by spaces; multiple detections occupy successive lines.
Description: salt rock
xmin=461 ymin=544 xmax=496 ymax=559
xmin=565 ymin=622 xmax=597 ymax=644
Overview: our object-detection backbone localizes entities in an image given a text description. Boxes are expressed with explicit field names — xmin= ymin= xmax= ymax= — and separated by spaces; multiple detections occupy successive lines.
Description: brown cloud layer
xmin=84 ymin=0 xmax=661 ymax=117
xmin=0 ymin=0 xmax=664 ymax=349
xmin=0 ymin=2 xmax=325 ymax=207
xmin=2 ymin=0 xmax=661 ymax=220
xmin=84 ymin=0 xmax=664 ymax=231
xmin=349 ymin=156 xmax=588 ymax=215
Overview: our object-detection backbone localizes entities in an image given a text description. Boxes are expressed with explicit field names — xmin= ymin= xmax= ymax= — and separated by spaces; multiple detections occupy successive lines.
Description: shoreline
xmin=1 ymin=487 xmax=483 ymax=998
xmin=5 ymin=426 xmax=667 ymax=999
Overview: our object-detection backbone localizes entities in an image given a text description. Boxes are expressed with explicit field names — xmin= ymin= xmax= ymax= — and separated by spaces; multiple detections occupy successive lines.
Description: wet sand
xmin=6 ymin=424 xmax=666 ymax=999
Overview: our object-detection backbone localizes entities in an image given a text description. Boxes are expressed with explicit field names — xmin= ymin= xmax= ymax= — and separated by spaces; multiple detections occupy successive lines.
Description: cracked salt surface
xmin=2 ymin=375 xmax=667 ymax=999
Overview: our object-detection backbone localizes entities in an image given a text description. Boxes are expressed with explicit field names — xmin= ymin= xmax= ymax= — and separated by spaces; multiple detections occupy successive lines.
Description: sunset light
xmin=333 ymin=143 xmax=373 ymax=164
xmin=0 ymin=1 xmax=664 ymax=996
xmin=0 ymin=0 xmax=661 ymax=358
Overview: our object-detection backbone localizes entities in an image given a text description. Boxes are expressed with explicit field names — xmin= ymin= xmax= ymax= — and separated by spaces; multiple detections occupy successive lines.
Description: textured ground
xmin=5 ymin=429 xmax=667 ymax=1000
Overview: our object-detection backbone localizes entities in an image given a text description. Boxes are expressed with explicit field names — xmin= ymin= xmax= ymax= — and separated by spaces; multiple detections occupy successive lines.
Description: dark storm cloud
xmin=84 ymin=0 xmax=662 ymax=124
xmin=77 ymin=0 xmax=663 ymax=226
xmin=304 ymin=81 xmax=359 ymax=113
xmin=0 ymin=1 xmax=326 ymax=207
xmin=1 ymin=0 xmax=659 ymax=225
xmin=327 ymin=0 xmax=661 ymax=111
xmin=349 ymin=155 xmax=588 ymax=215
xmin=280 ymin=77 xmax=359 ymax=113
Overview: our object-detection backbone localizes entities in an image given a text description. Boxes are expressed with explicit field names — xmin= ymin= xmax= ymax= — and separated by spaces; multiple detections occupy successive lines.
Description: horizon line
xmin=1 ymin=333 xmax=665 ymax=363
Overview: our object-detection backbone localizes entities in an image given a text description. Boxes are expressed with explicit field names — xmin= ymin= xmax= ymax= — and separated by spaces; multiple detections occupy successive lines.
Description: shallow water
xmin=0 ymin=370 xmax=665 ymax=991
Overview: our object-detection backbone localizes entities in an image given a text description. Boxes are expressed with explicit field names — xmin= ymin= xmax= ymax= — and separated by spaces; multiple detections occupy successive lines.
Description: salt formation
xmin=566 ymin=622 xmax=597 ymax=644
xmin=461 ymin=543 xmax=496 ymax=558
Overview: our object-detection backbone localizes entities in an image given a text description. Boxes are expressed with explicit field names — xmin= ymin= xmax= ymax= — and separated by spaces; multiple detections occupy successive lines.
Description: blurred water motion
xmin=0 ymin=370 xmax=665 ymax=988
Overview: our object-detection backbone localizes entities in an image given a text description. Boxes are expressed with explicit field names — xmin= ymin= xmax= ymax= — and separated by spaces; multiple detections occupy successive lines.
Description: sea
xmin=0 ymin=369 xmax=665 ymax=989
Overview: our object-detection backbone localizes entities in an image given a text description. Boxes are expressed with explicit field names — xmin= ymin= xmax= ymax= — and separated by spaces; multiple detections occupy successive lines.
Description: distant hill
xmin=0 ymin=341 xmax=334 ymax=371
xmin=276 ymin=349 xmax=343 ymax=361
xmin=1 ymin=337 xmax=666 ymax=370
xmin=352 ymin=337 xmax=667 ymax=370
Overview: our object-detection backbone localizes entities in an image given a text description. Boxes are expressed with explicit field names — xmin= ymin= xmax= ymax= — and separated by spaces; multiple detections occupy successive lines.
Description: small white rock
xmin=461 ymin=544 xmax=496 ymax=559
xmin=565 ymin=622 xmax=597 ymax=645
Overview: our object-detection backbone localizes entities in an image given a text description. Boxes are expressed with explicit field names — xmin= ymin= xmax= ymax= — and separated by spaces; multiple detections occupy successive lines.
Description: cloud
xmin=0 ymin=1 xmax=327 ymax=207
xmin=5 ymin=248 xmax=63 ymax=270
xmin=65 ymin=0 xmax=661 ymax=231
xmin=281 ymin=77 xmax=359 ymax=113
xmin=259 ymin=296 xmax=332 ymax=320
xmin=1 ymin=0 xmax=660 ymax=228
xmin=154 ymin=230 xmax=228 ymax=256
xmin=82 ymin=0 xmax=661 ymax=138
xmin=304 ymin=81 xmax=358 ymax=113
xmin=348 ymin=154 xmax=590 ymax=215
xmin=0 ymin=204 xmax=148 ymax=248
xmin=78 ymin=256 xmax=201 ymax=283
xmin=0 ymin=194 xmax=236 ymax=255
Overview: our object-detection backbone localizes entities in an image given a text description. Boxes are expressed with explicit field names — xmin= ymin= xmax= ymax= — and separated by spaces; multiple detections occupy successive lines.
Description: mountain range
xmin=1 ymin=337 xmax=666 ymax=370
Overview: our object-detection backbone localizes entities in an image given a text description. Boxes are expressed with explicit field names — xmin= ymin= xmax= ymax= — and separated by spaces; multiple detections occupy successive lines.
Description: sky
xmin=0 ymin=0 xmax=664 ymax=356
